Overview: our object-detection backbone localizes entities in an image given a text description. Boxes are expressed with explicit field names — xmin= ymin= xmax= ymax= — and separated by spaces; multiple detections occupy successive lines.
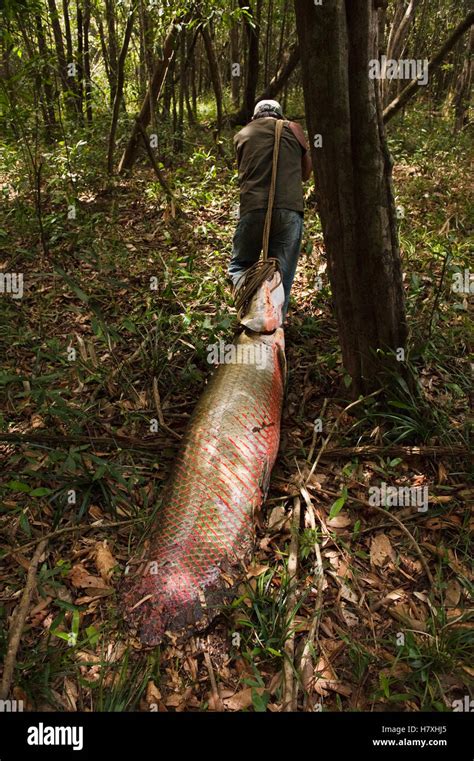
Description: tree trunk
xmin=61 ymin=0 xmax=81 ymax=116
xmin=138 ymin=2 xmax=146 ymax=99
xmin=76 ymin=1 xmax=84 ymax=120
xmin=276 ymin=0 xmax=289 ymax=80
xmin=256 ymin=43 xmax=299 ymax=102
xmin=175 ymin=28 xmax=186 ymax=151
xmin=15 ymin=13 xmax=49 ymax=129
xmin=118 ymin=20 xmax=182 ymax=174
xmin=230 ymin=19 xmax=240 ymax=109
xmin=47 ymin=0 xmax=74 ymax=115
xmin=96 ymin=17 xmax=111 ymax=88
xmin=35 ymin=13 xmax=58 ymax=136
xmin=107 ymin=8 xmax=135 ymax=174
xmin=383 ymin=0 xmax=420 ymax=104
xmin=191 ymin=49 xmax=197 ymax=114
xmin=232 ymin=0 xmax=262 ymax=124
xmin=201 ymin=25 xmax=223 ymax=129
xmin=83 ymin=0 xmax=92 ymax=124
xmin=184 ymin=30 xmax=196 ymax=124
xmin=105 ymin=0 xmax=118 ymax=105
xmin=453 ymin=26 xmax=473 ymax=131
xmin=264 ymin=0 xmax=273 ymax=87
xmin=377 ymin=0 xmax=386 ymax=60
xmin=295 ymin=0 xmax=407 ymax=396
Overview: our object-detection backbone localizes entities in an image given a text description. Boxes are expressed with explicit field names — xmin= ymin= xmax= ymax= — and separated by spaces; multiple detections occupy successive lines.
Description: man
xmin=228 ymin=99 xmax=312 ymax=318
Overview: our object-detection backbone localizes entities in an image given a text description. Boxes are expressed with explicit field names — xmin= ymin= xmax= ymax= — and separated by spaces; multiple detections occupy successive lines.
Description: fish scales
xmin=122 ymin=329 xmax=285 ymax=645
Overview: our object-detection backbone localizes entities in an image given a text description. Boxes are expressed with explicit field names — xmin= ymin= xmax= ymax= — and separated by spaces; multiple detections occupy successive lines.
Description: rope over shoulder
xmin=233 ymin=119 xmax=289 ymax=319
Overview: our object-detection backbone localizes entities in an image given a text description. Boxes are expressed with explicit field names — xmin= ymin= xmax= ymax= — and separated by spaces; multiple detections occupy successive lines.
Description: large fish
xmin=121 ymin=327 xmax=285 ymax=645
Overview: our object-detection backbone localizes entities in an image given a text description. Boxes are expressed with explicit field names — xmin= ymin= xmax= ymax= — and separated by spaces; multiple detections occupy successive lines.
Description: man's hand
xmin=288 ymin=121 xmax=312 ymax=182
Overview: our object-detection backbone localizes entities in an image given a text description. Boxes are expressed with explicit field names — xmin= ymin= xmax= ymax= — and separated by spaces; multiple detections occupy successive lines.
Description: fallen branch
xmin=319 ymin=444 xmax=470 ymax=460
xmin=108 ymin=325 xmax=159 ymax=382
xmin=305 ymin=390 xmax=383 ymax=485
xmin=282 ymin=496 xmax=301 ymax=712
xmin=152 ymin=377 xmax=182 ymax=440
xmin=0 ymin=539 xmax=48 ymax=700
xmin=298 ymin=487 xmax=325 ymax=711
xmin=0 ymin=518 xmax=142 ymax=560
xmin=321 ymin=488 xmax=435 ymax=587
xmin=0 ymin=432 xmax=163 ymax=451
xmin=203 ymin=648 xmax=224 ymax=711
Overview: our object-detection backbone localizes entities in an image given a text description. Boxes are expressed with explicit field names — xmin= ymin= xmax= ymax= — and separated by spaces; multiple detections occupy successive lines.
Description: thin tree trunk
xmin=232 ymin=0 xmax=261 ymax=124
xmin=377 ymin=0 xmax=387 ymax=60
xmin=143 ymin=2 xmax=156 ymax=131
xmin=385 ymin=0 xmax=405 ymax=63
xmin=175 ymin=28 xmax=185 ymax=151
xmin=171 ymin=58 xmax=177 ymax=137
xmin=453 ymin=26 xmax=473 ymax=131
xmin=136 ymin=120 xmax=175 ymax=201
xmin=105 ymin=0 xmax=118 ymax=105
xmin=197 ymin=35 xmax=204 ymax=97
xmin=62 ymin=0 xmax=80 ymax=116
xmin=107 ymin=8 xmax=135 ymax=174
xmin=276 ymin=0 xmax=289 ymax=79
xmin=384 ymin=11 xmax=474 ymax=122
xmin=184 ymin=29 xmax=196 ymax=124
xmin=83 ymin=0 xmax=92 ymax=124
xmin=191 ymin=50 xmax=197 ymax=115
xmin=35 ymin=13 xmax=58 ymax=136
xmin=15 ymin=13 xmax=49 ymax=128
xmin=256 ymin=43 xmax=299 ymax=102
xmin=386 ymin=0 xmax=420 ymax=60
xmin=383 ymin=0 xmax=420 ymax=104
xmin=138 ymin=0 xmax=148 ymax=100
xmin=76 ymin=2 xmax=84 ymax=120
xmin=295 ymin=0 xmax=407 ymax=396
xmin=47 ymin=0 xmax=73 ymax=114
xmin=264 ymin=0 xmax=273 ymax=87
xmin=97 ymin=16 xmax=111 ymax=87
xmin=118 ymin=20 xmax=183 ymax=174
xmin=201 ymin=25 xmax=223 ymax=129
xmin=230 ymin=19 xmax=240 ymax=109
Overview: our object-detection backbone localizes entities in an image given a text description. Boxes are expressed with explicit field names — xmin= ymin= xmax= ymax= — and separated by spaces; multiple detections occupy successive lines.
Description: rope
xmin=234 ymin=258 xmax=281 ymax=319
xmin=234 ymin=118 xmax=288 ymax=319
xmin=262 ymin=119 xmax=286 ymax=260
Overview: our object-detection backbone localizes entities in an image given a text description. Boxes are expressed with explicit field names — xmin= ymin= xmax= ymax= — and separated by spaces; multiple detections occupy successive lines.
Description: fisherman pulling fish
xmin=229 ymin=99 xmax=312 ymax=321
xmin=122 ymin=100 xmax=311 ymax=644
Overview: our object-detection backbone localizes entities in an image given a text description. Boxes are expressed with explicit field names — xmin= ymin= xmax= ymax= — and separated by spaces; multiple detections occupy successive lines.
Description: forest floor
xmin=0 ymin=107 xmax=472 ymax=712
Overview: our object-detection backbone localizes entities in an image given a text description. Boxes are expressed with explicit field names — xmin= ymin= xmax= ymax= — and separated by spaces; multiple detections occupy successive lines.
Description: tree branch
xmin=384 ymin=11 xmax=474 ymax=123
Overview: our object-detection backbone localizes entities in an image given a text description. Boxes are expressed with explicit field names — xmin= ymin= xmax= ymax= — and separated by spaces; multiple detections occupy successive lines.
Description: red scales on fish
xmin=121 ymin=280 xmax=286 ymax=645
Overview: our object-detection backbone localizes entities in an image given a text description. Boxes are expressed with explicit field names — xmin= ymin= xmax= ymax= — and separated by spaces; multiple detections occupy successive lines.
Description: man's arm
xmin=288 ymin=121 xmax=312 ymax=181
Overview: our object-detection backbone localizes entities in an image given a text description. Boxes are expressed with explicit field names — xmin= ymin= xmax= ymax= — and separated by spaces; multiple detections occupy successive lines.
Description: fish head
xmin=239 ymin=269 xmax=284 ymax=333
xmin=234 ymin=328 xmax=286 ymax=378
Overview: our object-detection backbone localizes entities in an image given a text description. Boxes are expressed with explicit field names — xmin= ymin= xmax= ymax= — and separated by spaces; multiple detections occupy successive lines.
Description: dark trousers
xmin=228 ymin=208 xmax=304 ymax=316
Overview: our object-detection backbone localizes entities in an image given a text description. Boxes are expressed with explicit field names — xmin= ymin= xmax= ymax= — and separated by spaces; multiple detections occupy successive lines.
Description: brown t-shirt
xmin=234 ymin=117 xmax=305 ymax=217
